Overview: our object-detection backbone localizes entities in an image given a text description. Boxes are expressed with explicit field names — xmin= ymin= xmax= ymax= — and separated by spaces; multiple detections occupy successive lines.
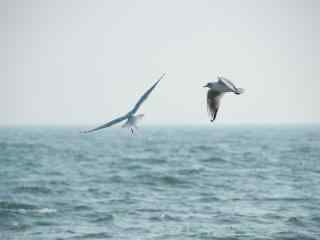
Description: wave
xmin=190 ymin=145 xmax=213 ymax=152
xmin=0 ymin=201 xmax=37 ymax=211
xmin=73 ymin=205 xmax=92 ymax=211
xmin=177 ymin=167 xmax=204 ymax=175
xmin=0 ymin=142 xmax=56 ymax=152
xmin=198 ymin=196 xmax=220 ymax=203
xmin=71 ymin=232 xmax=112 ymax=239
xmin=33 ymin=220 xmax=56 ymax=226
xmin=32 ymin=208 xmax=57 ymax=214
xmin=160 ymin=176 xmax=185 ymax=185
xmin=149 ymin=213 xmax=182 ymax=222
xmin=287 ymin=216 xmax=306 ymax=226
xmin=107 ymin=175 xmax=125 ymax=183
xmin=311 ymin=216 xmax=320 ymax=223
xmin=13 ymin=186 xmax=52 ymax=194
xmin=8 ymin=222 xmax=32 ymax=231
xmin=274 ymin=231 xmax=317 ymax=240
xmin=122 ymin=156 xmax=167 ymax=165
xmin=133 ymin=173 xmax=188 ymax=186
xmin=91 ymin=214 xmax=114 ymax=223
xmin=200 ymin=157 xmax=227 ymax=163
xmin=253 ymin=197 xmax=319 ymax=202
xmin=0 ymin=201 xmax=56 ymax=215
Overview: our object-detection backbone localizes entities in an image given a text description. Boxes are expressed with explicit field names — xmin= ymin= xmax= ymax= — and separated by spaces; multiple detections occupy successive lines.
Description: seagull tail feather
xmin=235 ymin=88 xmax=245 ymax=95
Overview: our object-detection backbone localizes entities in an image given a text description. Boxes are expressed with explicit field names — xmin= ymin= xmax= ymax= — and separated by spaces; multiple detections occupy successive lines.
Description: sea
xmin=0 ymin=126 xmax=319 ymax=240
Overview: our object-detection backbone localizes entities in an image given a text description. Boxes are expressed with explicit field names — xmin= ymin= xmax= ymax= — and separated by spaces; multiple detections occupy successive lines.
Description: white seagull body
xmin=203 ymin=76 xmax=244 ymax=122
xmin=83 ymin=73 xmax=165 ymax=134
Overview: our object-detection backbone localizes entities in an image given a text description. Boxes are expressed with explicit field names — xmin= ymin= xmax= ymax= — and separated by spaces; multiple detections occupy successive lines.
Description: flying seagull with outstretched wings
xmin=83 ymin=73 xmax=166 ymax=134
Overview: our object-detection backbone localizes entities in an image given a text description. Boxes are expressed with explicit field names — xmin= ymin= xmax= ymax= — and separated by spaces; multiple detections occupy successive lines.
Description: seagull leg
xmin=131 ymin=128 xmax=134 ymax=135
xmin=210 ymin=108 xmax=218 ymax=122
xmin=213 ymin=108 xmax=219 ymax=121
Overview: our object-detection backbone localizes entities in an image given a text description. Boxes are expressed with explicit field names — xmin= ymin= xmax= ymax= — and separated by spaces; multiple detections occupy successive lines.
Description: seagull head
xmin=203 ymin=82 xmax=213 ymax=88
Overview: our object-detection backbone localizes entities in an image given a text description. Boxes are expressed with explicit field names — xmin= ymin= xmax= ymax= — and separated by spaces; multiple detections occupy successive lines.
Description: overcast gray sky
xmin=2 ymin=0 xmax=319 ymax=126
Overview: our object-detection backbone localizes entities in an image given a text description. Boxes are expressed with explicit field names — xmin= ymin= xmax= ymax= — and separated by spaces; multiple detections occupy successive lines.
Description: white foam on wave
xmin=33 ymin=208 xmax=57 ymax=214
xmin=13 ymin=208 xmax=57 ymax=214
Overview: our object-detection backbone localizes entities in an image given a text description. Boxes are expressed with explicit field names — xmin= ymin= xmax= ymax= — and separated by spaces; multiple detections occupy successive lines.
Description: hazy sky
xmin=2 ymin=0 xmax=320 ymax=125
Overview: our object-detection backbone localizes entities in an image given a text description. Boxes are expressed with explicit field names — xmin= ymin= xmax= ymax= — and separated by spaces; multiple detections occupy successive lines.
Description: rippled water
xmin=0 ymin=126 xmax=319 ymax=239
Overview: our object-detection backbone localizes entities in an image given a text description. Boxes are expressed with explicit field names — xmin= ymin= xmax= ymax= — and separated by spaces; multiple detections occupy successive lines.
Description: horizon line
xmin=1 ymin=122 xmax=320 ymax=128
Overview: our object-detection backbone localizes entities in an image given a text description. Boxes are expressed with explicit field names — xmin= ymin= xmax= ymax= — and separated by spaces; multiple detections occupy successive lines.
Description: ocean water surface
xmin=0 ymin=126 xmax=319 ymax=239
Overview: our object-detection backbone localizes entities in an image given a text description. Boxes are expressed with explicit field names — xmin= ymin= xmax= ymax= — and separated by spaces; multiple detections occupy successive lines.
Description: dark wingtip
xmin=152 ymin=73 xmax=166 ymax=87
xmin=159 ymin=72 xmax=166 ymax=81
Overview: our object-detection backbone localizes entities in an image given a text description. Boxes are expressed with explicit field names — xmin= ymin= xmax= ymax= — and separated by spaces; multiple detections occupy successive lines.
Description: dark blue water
xmin=0 ymin=126 xmax=319 ymax=239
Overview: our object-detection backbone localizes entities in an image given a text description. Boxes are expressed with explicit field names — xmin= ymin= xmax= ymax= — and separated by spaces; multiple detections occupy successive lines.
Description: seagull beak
xmin=203 ymin=84 xmax=208 ymax=88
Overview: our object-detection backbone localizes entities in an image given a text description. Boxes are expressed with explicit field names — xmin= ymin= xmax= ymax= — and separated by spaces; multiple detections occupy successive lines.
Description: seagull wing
xmin=207 ymin=89 xmax=222 ymax=122
xmin=82 ymin=114 xmax=129 ymax=133
xmin=218 ymin=76 xmax=239 ymax=93
xmin=129 ymin=73 xmax=165 ymax=115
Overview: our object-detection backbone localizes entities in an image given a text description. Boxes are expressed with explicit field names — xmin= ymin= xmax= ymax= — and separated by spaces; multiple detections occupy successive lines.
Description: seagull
xmin=203 ymin=76 xmax=244 ymax=122
xmin=83 ymin=73 xmax=165 ymax=134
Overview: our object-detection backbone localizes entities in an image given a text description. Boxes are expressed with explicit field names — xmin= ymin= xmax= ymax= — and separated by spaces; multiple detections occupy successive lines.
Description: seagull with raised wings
xmin=203 ymin=76 xmax=244 ymax=122
xmin=83 ymin=73 xmax=165 ymax=134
